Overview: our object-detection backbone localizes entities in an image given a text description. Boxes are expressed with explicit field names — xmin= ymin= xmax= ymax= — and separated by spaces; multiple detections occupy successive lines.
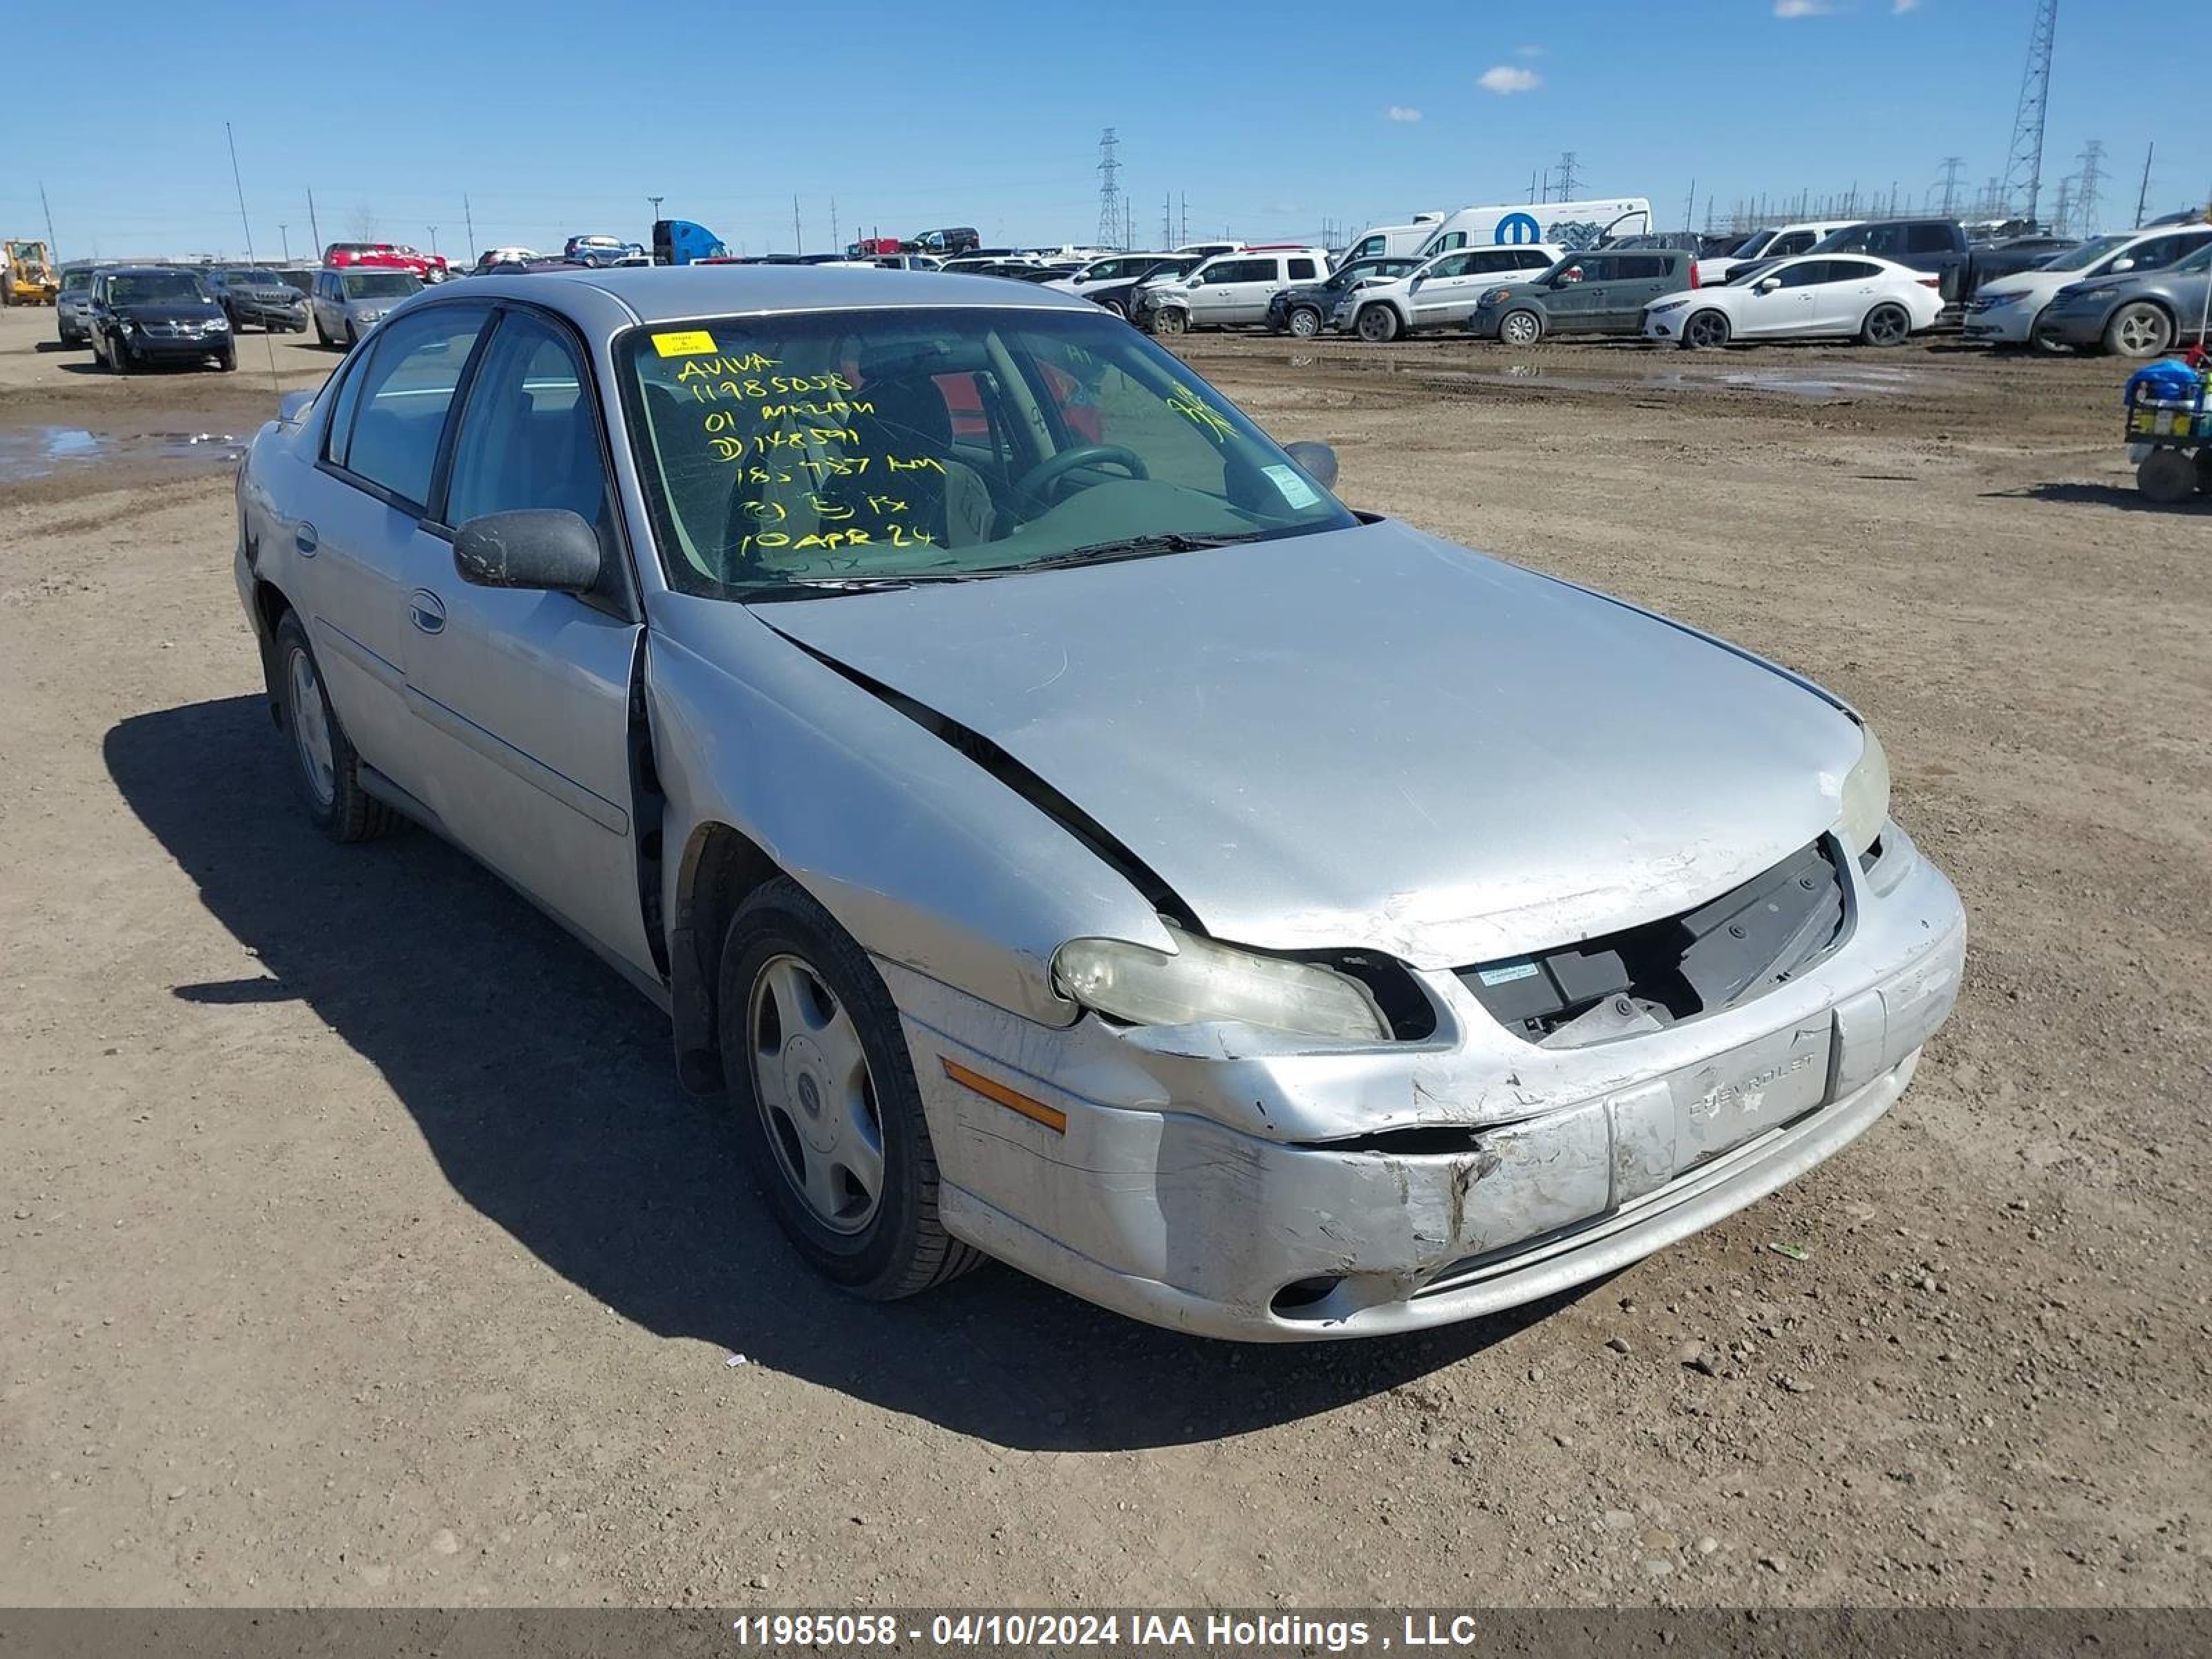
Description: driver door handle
xmin=407 ymin=590 xmax=447 ymax=635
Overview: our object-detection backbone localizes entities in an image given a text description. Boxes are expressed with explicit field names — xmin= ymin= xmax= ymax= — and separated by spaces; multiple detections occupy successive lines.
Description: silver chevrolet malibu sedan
xmin=234 ymin=266 xmax=1965 ymax=1340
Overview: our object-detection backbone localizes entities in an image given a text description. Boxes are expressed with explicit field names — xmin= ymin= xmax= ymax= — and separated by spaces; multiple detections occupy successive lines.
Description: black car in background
xmin=1266 ymin=255 xmax=1418 ymax=337
xmin=86 ymin=266 xmax=234 ymax=373
xmin=205 ymin=266 xmax=311 ymax=332
xmin=1970 ymin=234 xmax=2082 ymax=284
xmin=1803 ymin=218 xmax=1980 ymax=302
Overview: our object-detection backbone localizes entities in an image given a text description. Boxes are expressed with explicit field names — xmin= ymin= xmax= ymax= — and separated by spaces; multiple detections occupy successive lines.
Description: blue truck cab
xmin=652 ymin=220 xmax=731 ymax=265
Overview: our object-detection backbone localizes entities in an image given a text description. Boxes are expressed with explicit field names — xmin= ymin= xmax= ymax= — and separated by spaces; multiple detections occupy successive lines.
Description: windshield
xmin=1730 ymin=230 xmax=1774 ymax=259
xmin=61 ymin=268 xmax=93 ymax=292
xmin=344 ymin=271 xmax=422 ymax=299
xmin=621 ymin=308 xmax=1355 ymax=599
xmin=107 ymin=272 xmax=207 ymax=306
xmin=234 ymin=268 xmax=283 ymax=283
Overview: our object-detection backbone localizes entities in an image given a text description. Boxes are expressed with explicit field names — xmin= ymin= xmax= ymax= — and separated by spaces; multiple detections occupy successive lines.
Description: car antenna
xmin=224 ymin=120 xmax=282 ymax=395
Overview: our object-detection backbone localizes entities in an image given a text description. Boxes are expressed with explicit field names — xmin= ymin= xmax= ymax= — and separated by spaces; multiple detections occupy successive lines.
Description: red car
xmin=321 ymin=242 xmax=450 ymax=283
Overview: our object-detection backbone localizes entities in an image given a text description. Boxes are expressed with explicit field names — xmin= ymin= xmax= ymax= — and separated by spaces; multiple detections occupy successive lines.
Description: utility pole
xmin=2074 ymin=138 xmax=2105 ymax=236
xmin=1094 ymin=127 xmax=1122 ymax=250
xmin=1683 ymin=178 xmax=1695 ymax=234
xmin=791 ymin=194 xmax=802 ymax=254
xmin=307 ymin=186 xmax=321 ymax=257
xmin=1163 ymin=192 xmax=1173 ymax=249
xmin=2001 ymin=0 xmax=2059 ymax=222
xmin=279 ymin=223 xmax=289 ymax=261
xmin=39 ymin=180 xmax=57 ymax=260
xmin=465 ymin=194 xmax=477 ymax=263
xmin=830 ymin=197 xmax=840 ymax=250
xmin=648 ymin=194 xmax=664 ymax=221
xmin=2134 ymin=142 xmax=2154 ymax=228
xmin=427 ymin=225 xmax=439 ymax=260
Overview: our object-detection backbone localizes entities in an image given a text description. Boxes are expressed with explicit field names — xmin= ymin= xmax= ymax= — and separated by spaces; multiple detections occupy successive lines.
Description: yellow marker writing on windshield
xmin=652 ymin=330 xmax=719 ymax=357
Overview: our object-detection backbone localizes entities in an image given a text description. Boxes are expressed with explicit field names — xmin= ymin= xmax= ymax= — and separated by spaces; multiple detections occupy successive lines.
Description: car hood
xmin=753 ymin=518 xmax=1864 ymax=968
xmin=117 ymin=303 xmax=222 ymax=324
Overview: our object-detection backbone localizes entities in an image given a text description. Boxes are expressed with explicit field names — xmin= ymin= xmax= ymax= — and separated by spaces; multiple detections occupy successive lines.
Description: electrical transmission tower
xmin=1095 ymin=128 xmax=1123 ymax=250
xmin=1554 ymin=151 xmax=1581 ymax=199
xmin=2049 ymin=176 xmax=2073 ymax=239
xmin=2074 ymin=138 xmax=2105 ymax=236
xmin=2001 ymin=0 xmax=2059 ymax=223
xmin=1935 ymin=156 xmax=1965 ymax=215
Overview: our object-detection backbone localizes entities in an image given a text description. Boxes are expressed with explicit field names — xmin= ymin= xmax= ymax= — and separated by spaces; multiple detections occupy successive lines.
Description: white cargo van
xmin=1338 ymin=213 xmax=1445 ymax=264
xmin=1413 ymin=198 xmax=1653 ymax=261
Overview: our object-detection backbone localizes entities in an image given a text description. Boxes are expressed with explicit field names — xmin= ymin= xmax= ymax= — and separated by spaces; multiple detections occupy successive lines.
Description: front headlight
xmin=207 ymin=315 xmax=229 ymax=330
xmin=1479 ymin=288 xmax=1515 ymax=306
xmin=1980 ymin=291 xmax=2019 ymax=308
xmin=1054 ymin=926 xmax=1391 ymax=1041
xmin=1837 ymin=726 xmax=1891 ymax=857
xmin=1647 ymin=299 xmax=1690 ymax=315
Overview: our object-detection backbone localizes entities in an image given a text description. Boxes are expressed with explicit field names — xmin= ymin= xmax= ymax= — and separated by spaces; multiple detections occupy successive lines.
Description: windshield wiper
xmin=1011 ymin=529 xmax=1263 ymax=574
xmin=740 ymin=571 xmax=989 ymax=602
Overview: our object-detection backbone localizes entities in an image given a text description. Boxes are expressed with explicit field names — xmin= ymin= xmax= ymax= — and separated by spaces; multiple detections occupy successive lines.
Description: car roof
xmin=405 ymin=263 xmax=1098 ymax=329
xmin=103 ymin=265 xmax=198 ymax=278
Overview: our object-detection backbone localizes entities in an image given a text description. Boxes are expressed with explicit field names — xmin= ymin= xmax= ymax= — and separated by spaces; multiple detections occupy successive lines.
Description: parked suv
xmin=1267 ymin=256 xmax=1419 ymax=337
xmin=1467 ymin=248 xmax=1698 ymax=344
xmin=1142 ymin=247 xmax=1333 ymax=334
xmin=312 ymin=266 xmax=423 ymax=348
xmin=563 ymin=234 xmax=645 ymax=267
xmin=207 ymin=267 xmax=310 ymax=333
xmin=86 ymin=266 xmax=233 ymax=373
xmin=2034 ymin=242 xmax=2212 ymax=357
xmin=1335 ymin=244 xmax=1564 ymax=341
xmin=55 ymin=262 xmax=103 ymax=346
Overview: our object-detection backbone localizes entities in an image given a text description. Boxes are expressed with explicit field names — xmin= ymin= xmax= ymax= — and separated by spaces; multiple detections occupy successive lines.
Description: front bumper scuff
xmin=885 ymin=842 xmax=1965 ymax=1340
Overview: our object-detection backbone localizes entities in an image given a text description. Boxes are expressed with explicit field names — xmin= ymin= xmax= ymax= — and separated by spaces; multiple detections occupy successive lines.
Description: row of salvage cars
xmin=236 ymin=262 xmax=1965 ymax=1339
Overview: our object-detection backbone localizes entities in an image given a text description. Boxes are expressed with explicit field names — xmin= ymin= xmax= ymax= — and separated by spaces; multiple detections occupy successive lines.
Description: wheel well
xmin=250 ymin=579 xmax=294 ymax=727
xmin=668 ymin=821 xmax=782 ymax=1094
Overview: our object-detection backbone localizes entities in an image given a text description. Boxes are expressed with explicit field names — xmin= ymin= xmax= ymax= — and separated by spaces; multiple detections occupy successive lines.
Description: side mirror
xmin=2110 ymin=258 xmax=2135 ymax=272
xmin=1282 ymin=440 xmax=1339 ymax=491
xmin=1755 ymin=277 xmax=1781 ymax=294
xmin=453 ymin=509 xmax=601 ymax=594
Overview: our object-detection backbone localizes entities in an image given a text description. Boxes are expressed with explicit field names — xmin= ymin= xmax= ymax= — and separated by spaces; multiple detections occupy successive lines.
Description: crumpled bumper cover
xmin=886 ymin=838 xmax=1966 ymax=1341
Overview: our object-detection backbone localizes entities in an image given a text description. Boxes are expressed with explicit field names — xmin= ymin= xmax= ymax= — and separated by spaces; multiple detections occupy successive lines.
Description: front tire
xmin=217 ymin=344 xmax=237 ymax=372
xmin=1353 ymin=303 xmax=1399 ymax=343
xmin=1681 ymin=308 xmax=1732 ymax=350
xmin=315 ymin=312 xmax=332 ymax=346
xmin=1150 ymin=308 xmax=1188 ymax=337
xmin=1859 ymin=303 xmax=1911 ymax=347
xmin=1498 ymin=308 xmax=1543 ymax=347
xmin=272 ymin=612 xmax=404 ymax=843
xmin=718 ymin=879 xmax=983 ymax=1301
xmin=2106 ymin=303 xmax=2173 ymax=359
xmin=1286 ymin=305 xmax=1323 ymax=339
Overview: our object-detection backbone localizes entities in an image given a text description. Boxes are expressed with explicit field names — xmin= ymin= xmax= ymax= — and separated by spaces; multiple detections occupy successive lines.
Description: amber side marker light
xmin=940 ymin=1056 xmax=1067 ymax=1134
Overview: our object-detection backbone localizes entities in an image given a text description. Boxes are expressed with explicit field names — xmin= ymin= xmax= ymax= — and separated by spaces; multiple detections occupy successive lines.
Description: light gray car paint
xmin=235 ymin=263 xmax=1966 ymax=1340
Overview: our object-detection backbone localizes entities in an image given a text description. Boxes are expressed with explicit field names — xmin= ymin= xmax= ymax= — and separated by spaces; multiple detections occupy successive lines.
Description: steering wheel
xmin=1014 ymin=443 xmax=1148 ymax=509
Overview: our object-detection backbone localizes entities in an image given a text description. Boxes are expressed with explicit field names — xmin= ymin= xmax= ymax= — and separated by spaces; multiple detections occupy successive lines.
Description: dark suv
xmin=206 ymin=266 xmax=310 ymax=333
xmin=1467 ymin=248 xmax=1698 ymax=344
xmin=1267 ymin=256 xmax=1418 ymax=337
xmin=86 ymin=266 xmax=234 ymax=373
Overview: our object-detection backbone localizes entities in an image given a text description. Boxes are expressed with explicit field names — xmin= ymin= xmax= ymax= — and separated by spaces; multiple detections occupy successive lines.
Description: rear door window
xmin=330 ymin=306 xmax=486 ymax=511
xmin=1770 ymin=231 xmax=1816 ymax=257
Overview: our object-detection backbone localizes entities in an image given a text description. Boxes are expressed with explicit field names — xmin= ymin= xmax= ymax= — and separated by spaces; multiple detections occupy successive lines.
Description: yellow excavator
xmin=2 ymin=239 xmax=59 ymax=306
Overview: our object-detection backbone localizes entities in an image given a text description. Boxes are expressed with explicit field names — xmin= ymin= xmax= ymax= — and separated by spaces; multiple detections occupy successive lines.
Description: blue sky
xmin=9 ymin=0 xmax=2205 ymax=262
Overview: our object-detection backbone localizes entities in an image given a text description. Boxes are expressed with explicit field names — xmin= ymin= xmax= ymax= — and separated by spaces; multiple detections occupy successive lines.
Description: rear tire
xmin=1859 ymin=303 xmax=1911 ymax=347
xmin=315 ymin=314 xmax=332 ymax=347
xmin=2137 ymin=448 xmax=2197 ymax=505
xmin=1681 ymin=309 xmax=1732 ymax=350
xmin=1354 ymin=303 xmax=1399 ymax=343
xmin=718 ymin=879 xmax=984 ymax=1301
xmin=272 ymin=611 xmax=404 ymax=843
xmin=2105 ymin=302 xmax=2173 ymax=359
xmin=1099 ymin=299 xmax=1126 ymax=319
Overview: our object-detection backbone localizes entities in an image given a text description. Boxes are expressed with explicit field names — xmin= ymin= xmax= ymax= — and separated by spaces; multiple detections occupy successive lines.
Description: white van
xmin=1413 ymin=198 xmax=1653 ymax=261
xmin=1338 ymin=213 xmax=1445 ymax=264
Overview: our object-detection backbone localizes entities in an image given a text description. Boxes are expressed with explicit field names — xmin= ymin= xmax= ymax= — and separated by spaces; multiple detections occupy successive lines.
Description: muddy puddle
xmin=0 ymin=424 xmax=246 ymax=482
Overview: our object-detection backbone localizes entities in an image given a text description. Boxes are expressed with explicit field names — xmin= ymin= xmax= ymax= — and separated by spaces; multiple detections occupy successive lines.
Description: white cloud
xmin=1477 ymin=66 xmax=1542 ymax=95
xmin=1385 ymin=106 xmax=1423 ymax=122
xmin=1774 ymin=0 xmax=1836 ymax=15
xmin=1892 ymin=0 xmax=1921 ymax=11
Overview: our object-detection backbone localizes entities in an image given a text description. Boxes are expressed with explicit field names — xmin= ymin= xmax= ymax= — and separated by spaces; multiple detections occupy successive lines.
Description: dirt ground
xmin=2 ymin=298 xmax=2208 ymax=1611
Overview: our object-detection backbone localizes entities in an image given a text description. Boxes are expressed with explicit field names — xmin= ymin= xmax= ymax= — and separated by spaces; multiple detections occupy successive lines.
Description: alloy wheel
xmin=748 ymin=954 xmax=886 ymax=1235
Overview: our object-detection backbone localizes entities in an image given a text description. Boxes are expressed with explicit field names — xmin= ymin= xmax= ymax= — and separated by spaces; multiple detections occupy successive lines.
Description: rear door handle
xmin=407 ymin=590 xmax=447 ymax=635
xmin=295 ymin=523 xmax=318 ymax=556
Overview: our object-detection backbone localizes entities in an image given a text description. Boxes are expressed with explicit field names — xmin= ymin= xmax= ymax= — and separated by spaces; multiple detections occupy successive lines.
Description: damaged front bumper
xmin=887 ymin=830 xmax=1965 ymax=1340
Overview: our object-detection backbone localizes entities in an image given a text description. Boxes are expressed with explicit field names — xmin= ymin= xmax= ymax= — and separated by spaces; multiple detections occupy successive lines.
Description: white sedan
xmin=1643 ymin=255 xmax=1943 ymax=349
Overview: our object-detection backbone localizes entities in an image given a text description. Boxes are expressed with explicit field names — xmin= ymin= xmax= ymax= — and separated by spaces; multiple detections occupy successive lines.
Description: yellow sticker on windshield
xmin=652 ymin=330 xmax=719 ymax=357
